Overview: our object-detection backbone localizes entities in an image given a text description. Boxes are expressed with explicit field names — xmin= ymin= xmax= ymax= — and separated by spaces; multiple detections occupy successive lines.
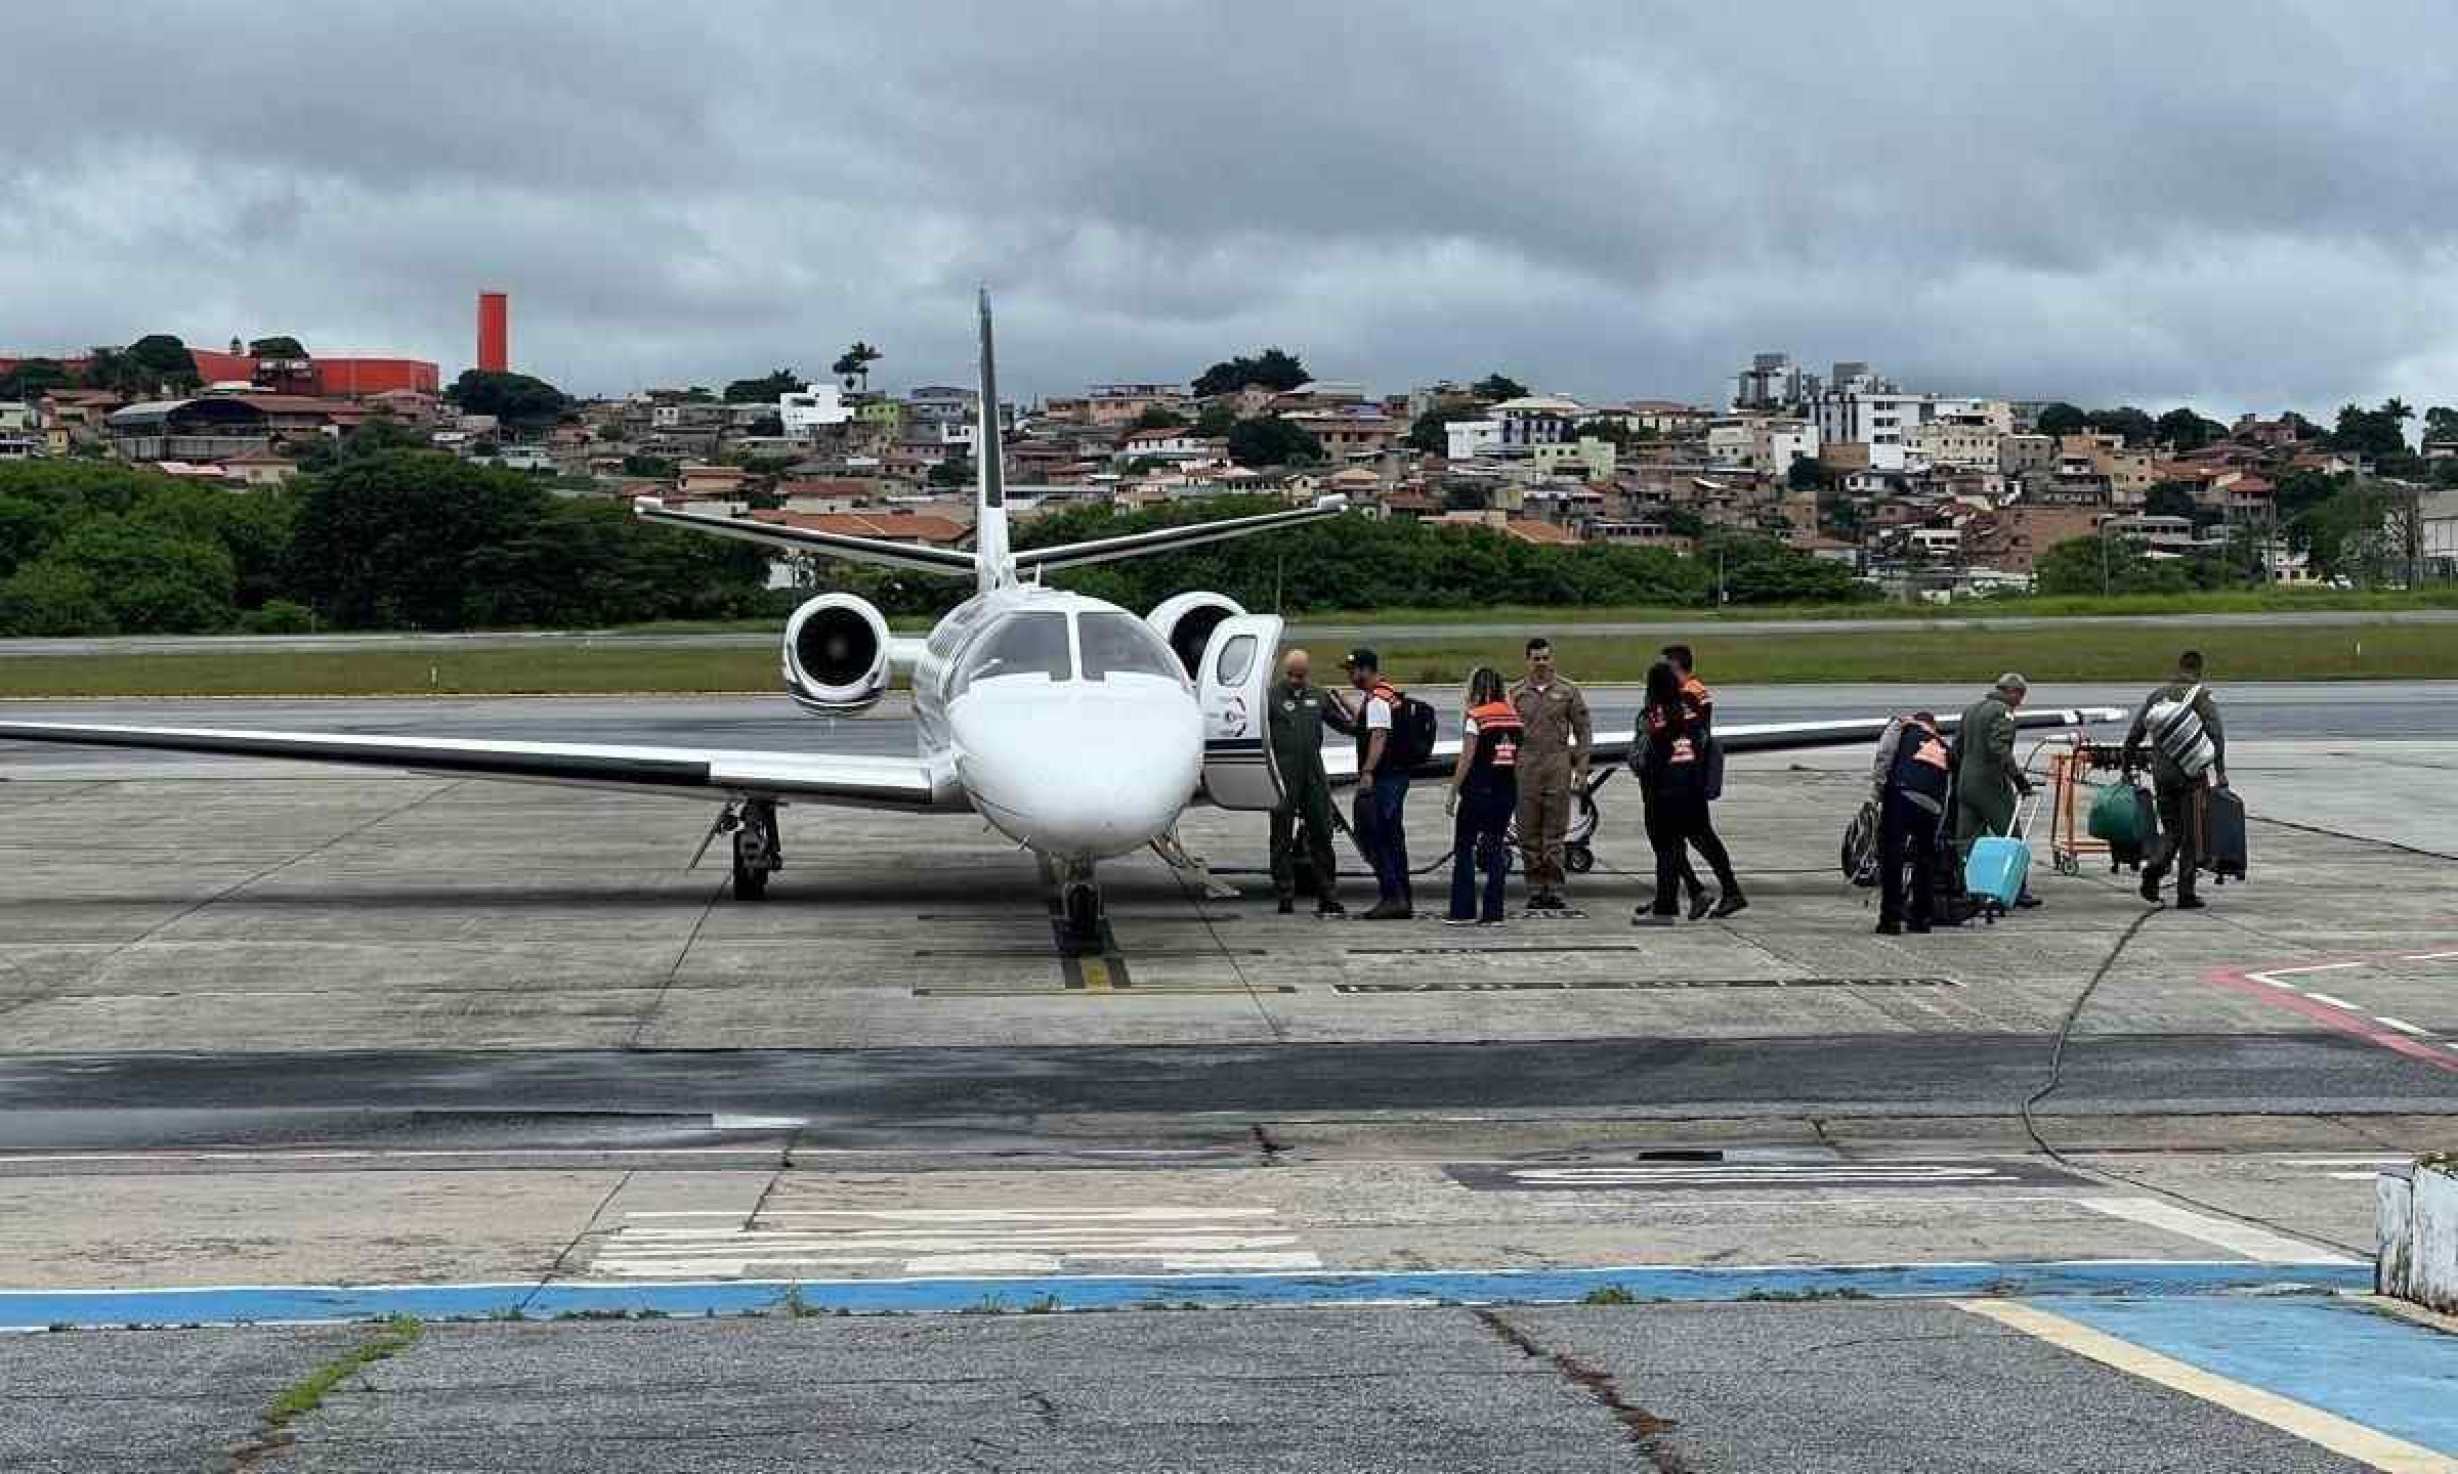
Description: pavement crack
xmin=625 ymin=872 xmax=729 ymax=1049
xmin=520 ymin=1169 xmax=634 ymax=1309
xmin=1472 ymin=1308 xmax=1690 ymax=1471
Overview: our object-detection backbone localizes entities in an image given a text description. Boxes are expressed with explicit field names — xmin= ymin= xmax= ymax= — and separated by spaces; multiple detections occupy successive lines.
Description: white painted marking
xmin=621 ymin=1207 xmax=1278 ymax=1222
xmin=2077 ymin=1197 xmax=2360 ymax=1265
xmin=2265 ymin=961 xmax=2369 ymax=978
xmin=2304 ymin=992 xmax=2361 ymax=1010
xmin=589 ymin=1205 xmax=1322 ymax=1280
xmin=1957 ymin=1300 xmax=2458 ymax=1474
xmin=1511 ymin=1165 xmax=2013 ymax=1185
xmin=2246 ymin=972 xmax=2296 ymax=989
xmin=709 ymin=1114 xmax=806 ymax=1131
xmin=2375 ymin=1017 xmax=2432 ymax=1037
xmin=2403 ymin=950 xmax=2458 ymax=962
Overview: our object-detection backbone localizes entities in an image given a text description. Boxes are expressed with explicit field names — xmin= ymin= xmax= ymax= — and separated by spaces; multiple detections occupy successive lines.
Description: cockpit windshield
xmin=958 ymin=611 xmax=1072 ymax=688
xmin=1077 ymin=611 xmax=1184 ymax=683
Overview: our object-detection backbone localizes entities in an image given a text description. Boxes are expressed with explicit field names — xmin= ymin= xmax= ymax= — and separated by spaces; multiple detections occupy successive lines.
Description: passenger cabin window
xmin=959 ymin=612 xmax=1072 ymax=689
xmin=1213 ymin=633 xmax=1257 ymax=688
xmin=1078 ymin=612 xmax=1183 ymax=683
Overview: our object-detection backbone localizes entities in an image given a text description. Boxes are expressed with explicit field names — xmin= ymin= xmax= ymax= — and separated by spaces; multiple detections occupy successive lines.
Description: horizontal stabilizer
xmin=634 ymin=499 xmax=977 ymax=578
xmin=1016 ymin=496 xmax=1348 ymax=574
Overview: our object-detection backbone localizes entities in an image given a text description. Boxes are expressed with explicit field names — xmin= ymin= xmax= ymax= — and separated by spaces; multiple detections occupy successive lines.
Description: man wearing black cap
xmin=1329 ymin=647 xmax=1414 ymax=918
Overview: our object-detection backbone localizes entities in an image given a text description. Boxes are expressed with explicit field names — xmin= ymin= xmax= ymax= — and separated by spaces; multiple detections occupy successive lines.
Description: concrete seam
xmin=624 ymin=873 xmax=730 ymax=1050
xmin=1471 ymin=1307 xmax=1692 ymax=1471
xmin=518 ymin=1168 xmax=635 ymax=1313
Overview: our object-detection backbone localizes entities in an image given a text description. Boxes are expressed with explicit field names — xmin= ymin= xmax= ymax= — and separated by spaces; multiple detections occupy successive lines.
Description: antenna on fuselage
xmin=973 ymin=286 xmax=1012 ymax=591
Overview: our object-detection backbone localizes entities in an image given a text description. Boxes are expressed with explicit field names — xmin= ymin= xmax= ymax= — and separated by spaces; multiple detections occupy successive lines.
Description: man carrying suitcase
xmin=2123 ymin=649 xmax=2228 ymax=911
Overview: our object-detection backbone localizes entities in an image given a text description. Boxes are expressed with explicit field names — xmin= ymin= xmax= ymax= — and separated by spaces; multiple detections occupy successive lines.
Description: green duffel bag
xmin=2086 ymin=781 xmax=2150 ymax=848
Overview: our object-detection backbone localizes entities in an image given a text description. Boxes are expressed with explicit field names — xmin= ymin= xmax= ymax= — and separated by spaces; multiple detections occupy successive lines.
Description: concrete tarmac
xmin=2 ymin=691 xmax=2456 ymax=1470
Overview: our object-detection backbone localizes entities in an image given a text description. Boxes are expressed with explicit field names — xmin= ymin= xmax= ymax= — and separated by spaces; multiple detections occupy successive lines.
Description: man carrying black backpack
xmin=2123 ymin=649 xmax=2228 ymax=911
xmin=1331 ymin=648 xmax=1431 ymax=919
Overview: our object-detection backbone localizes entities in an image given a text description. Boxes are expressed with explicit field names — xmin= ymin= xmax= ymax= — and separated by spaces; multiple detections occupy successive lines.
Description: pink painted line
xmin=2205 ymin=967 xmax=2458 ymax=1074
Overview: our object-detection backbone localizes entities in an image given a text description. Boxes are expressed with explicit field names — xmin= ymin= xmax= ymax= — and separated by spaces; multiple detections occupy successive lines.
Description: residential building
xmin=221 ymin=449 xmax=299 ymax=486
xmin=1488 ymin=396 xmax=1583 ymax=449
xmin=1812 ymin=364 xmax=1930 ymax=473
xmin=1999 ymin=433 xmax=2056 ymax=479
xmin=1624 ymin=400 xmax=1714 ymax=437
xmin=2422 ymin=489 xmax=2458 ymax=577
xmin=1909 ymin=417 xmax=1998 ymax=472
xmin=1445 ymin=418 xmax=1503 ymax=460
xmin=1733 ymin=353 xmax=1812 ymax=412
xmin=779 ymin=384 xmax=852 ymax=437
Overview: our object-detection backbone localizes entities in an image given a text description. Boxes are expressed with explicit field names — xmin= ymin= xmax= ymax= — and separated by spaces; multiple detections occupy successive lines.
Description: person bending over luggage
xmin=1869 ymin=710 xmax=1952 ymax=934
xmin=1444 ymin=666 xmax=1522 ymax=926
xmin=1954 ymin=672 xmax=2040 ymax=909
xmin=1633 ymin=660 xmax=1733 ymax=926
xmin=2123 ymin=649 xmax=2227 ymax=911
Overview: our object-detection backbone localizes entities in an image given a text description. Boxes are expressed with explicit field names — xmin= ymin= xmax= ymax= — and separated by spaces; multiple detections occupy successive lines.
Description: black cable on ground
xmin=2017 ymin=905 xmax=2372 ymax=1258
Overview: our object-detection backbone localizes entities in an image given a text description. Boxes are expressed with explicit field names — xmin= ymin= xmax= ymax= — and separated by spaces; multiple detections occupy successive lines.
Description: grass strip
xmin=0 ymin=621 xmax=2448 ymax=698
xmin=257 ymin=1315 xmax=421 ymax=1443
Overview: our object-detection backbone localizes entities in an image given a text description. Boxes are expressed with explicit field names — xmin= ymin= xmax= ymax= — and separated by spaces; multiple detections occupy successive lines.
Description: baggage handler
xmin=2123 ymin=649 xmax=2228 ymax=911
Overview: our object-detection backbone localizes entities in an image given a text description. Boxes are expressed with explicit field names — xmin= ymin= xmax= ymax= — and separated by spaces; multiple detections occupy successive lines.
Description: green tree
xmin=1786 ymin=454 xmax=1825 ymax=491
xmin=444 ymin=369 xmax=570 ymax=429
xmin=2154 ymin=407 xmax=2224 ymax=452
xmin=2424 ymin=405 xmax=2458 ymax=445
xmin=928 ymin=456 xmax=974 ymax=488
xmin=621 ymin=453 xmax=679 ymax=480
xmin=2144 ymin=482 xmax=2202 ymax=521
xmin=1133 ymin=404 xmax=1188 ymax=430
xmin=1406 ymin=404 xmax=1483 ymax=454
xmin=0 ymin=357 xmax=71 ymax=400
xmin=2329 ymin=399 xmax=2414 ymax=459
xmin=1192 ymin=403 xmax=1238 ymax=438
xmin=2034 ymin=402 xmax=2088 ymax=437
xmin=1191 ymin=348 xmax=1308 ymax=398
xmin=831 ymin=341 xmax=882 ymax=390
xmin=2034 ymin=533 xmax=2191 ymax=597
xmin=2085 ymin=406 xmax=2157 ymax=445
xmin=0 ymin=560 xmax=107 ymax=636
xmin=1573 ymin=417 xmax=1632 ymax=450
xmin=247 ymin=336 xmax=307 ymax=358
xmin=22 ymin=516 xmax=237 ymax=632
xmin=1472 ymin=373 xmax=1529 ymax=402
xmin=1226 ymin=415 xmax=1323 ymax=467
xmin=724 ymin=369 xmax=801 ymax=403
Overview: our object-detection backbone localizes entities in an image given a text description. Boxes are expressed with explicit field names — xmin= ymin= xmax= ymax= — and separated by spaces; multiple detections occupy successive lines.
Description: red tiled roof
xmin=1501 ymin=519 xmax=1580 ymax=545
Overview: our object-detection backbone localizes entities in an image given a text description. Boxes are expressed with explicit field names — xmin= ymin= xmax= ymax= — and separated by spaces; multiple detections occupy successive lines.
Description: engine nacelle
xmin=1145 ymin=591 xmax=1246 ymax=680
xmin=781 ymin=593 xmax=892 ymax=715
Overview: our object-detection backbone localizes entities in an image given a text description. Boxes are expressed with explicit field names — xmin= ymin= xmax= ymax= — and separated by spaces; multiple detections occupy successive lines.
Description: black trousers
xmin=1269 ymin=775 xmax=1338 ymax=904
xmin=1645 ymin=791 xmax=1733 ymax=915
xmin=2143 ymin=778 xmax=2204 ymax=898
xmin=1877 ymin=791 xmax=1941 ymax=927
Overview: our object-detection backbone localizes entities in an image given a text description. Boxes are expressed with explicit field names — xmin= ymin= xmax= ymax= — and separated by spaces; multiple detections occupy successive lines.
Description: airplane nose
xmin=953 ymin=685 xmax=1202 ymax=859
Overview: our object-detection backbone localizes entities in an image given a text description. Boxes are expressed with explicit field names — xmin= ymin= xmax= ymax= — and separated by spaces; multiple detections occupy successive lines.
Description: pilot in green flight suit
xmin=1267 ymin=648 xmax=1343 ymax=915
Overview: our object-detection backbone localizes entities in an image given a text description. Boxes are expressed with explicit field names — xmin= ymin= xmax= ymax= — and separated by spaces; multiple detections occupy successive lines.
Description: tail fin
xmin=973 ymin=287 xmax=1010 ymax=589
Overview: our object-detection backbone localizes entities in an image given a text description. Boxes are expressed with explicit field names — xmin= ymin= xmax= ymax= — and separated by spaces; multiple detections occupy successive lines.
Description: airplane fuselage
xmin=907 ymin=583 xmax=1205 ymax=863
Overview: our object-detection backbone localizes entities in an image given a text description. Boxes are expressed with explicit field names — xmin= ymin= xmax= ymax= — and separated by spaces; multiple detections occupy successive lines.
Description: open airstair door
xmin=1194 ymin=613 xmax=1284 ymax=810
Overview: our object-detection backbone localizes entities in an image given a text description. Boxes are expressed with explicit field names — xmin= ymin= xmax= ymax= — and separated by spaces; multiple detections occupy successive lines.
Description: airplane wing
xmin=633 ymin=499 xmax=978 ymax=579
xmin=0 ymin=720 xmax=944 ymax=812
xmin=1322 ymin=703 xmax=2128 ymax=785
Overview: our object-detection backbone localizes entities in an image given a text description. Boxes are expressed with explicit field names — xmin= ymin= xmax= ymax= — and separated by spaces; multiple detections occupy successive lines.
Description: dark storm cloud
xmin=4 ymin=0 xmax=2454 ymax=415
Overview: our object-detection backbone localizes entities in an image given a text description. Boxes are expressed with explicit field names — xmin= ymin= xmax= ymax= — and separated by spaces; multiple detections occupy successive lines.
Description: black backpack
xmin=1384 ymin=691 xmax=1439 ymax=768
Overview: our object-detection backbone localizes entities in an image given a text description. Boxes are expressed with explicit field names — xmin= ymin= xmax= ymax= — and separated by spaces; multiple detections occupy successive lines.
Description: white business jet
xmin=0 ymin=293 xmax=2120 ymax=947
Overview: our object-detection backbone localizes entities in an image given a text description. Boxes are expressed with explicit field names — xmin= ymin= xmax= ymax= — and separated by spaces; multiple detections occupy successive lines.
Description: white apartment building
xmin=1909 ymin=418 xmax=2000 ymax=472
xmin=1446 ymin=418 xmax=1503 ymax=460
xmin=1705 ymin=417 xmax=1817 ymax=474
xmin=778 ymin=384 xmax=852 ymax=437
xmin=1812 ymin=365 xmax=1930 ymax=472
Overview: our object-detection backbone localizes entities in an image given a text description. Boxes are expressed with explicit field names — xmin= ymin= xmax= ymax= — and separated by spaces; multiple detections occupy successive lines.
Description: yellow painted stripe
xmin=1954 ymin=1300 xmax=2458 ymax=1473
xmin=1076 ymin=956 xmax=1112 ymax=992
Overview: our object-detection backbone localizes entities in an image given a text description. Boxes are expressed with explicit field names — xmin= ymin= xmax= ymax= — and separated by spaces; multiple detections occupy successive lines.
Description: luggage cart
xmin=2030 ymin=735 xmax=2132 ymax=877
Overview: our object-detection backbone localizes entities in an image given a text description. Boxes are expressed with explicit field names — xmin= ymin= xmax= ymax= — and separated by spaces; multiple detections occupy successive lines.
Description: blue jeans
xmin=1365 ymin=770 xmax=1412 ymax=905
xmin=1449 ymin=782 xmax=1514 ymax=921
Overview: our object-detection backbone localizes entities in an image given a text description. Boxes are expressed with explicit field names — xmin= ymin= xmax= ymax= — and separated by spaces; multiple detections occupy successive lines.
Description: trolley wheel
xmin=1565 ymin=845 xmax=1594 ymax=875
xmin=2054 ymin=854 xmax=2079 ymax=877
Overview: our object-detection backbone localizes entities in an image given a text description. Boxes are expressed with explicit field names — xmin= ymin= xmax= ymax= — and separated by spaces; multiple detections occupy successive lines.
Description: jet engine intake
xmin=781 ymin=593 xmax=892 ymax=715
xmin=1144 ymin=591 xmax=1246 ymax=680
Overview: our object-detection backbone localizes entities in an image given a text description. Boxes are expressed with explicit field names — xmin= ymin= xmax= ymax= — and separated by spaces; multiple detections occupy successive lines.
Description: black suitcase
xmin=2200 ymin=787 xmax=2248 ymax=884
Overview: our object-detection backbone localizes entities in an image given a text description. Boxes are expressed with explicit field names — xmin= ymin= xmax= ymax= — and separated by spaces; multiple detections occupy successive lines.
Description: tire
xmin=732 ymin=858 xmax=768 ymax=901
xmin=1063 ymin=884 xmax=1103 ymax=947
xmin=1565 ymin=845 xmax=1594 ymax=875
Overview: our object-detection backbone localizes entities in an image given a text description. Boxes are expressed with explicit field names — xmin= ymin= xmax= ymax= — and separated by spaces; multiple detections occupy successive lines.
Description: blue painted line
xmin=0 ymin=1259 xmax=2370 ymax=1330
xmin=2039 ymin=1296 xmax=2458 ymax=1456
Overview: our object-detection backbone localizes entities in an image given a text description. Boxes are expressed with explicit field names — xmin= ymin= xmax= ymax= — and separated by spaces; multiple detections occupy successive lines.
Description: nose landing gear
xmin=1050 ymin=859 xmax=1108 ymax=956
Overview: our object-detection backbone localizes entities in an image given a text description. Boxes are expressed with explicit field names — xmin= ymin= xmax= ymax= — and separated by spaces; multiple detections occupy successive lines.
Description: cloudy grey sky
xmin=4 ymin=2 xmax=2453 ymax=418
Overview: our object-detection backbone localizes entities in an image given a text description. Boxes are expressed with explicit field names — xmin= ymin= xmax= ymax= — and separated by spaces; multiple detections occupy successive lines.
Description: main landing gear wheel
xmin=730 ymin=798 xmax=780 ymax=902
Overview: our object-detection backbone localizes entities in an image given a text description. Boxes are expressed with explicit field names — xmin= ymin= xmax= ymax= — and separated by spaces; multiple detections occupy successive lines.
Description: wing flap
xmin=1014 ymin=497 xmax=1347 ymax=573
xmin=633 ymin=499 xmax=977 ymax=578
